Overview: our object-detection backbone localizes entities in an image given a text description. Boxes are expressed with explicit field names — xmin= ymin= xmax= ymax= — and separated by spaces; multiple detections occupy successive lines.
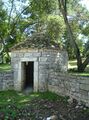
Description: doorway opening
xmin=23 ymin=61 xmax=34 ymax=90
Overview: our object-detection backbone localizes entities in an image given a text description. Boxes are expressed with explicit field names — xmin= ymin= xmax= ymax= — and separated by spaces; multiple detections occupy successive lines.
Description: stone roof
xmin=11 ymin=33 xmax=61 ymax=51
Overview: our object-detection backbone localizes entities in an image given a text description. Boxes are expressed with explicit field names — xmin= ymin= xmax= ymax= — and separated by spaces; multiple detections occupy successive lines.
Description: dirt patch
xmin=0 ymin=98 xmax=89 ymax=120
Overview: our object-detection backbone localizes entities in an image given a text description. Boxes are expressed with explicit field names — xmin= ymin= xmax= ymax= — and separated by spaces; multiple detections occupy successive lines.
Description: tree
xmin=0 ymin=0 xmax=30 ymax=63
xmin=58 ymin=0 xmax=89 ymax=72
xmin=23 ymin=0 xmax=57 ymax=33
xmin=46 ymin=15 xmax=65 ymax=45
xmin=0 ymin=0 xmax=10 ymax=63
xmin=0 ymin=0 xmax=59 ymax=62
xmin=22 ymin=0 xmax=64 ymax=45
xmin=63 ymin=19 xmax=84 ymax=59
xmin=1 ymin=0 xmax=89 ymax=72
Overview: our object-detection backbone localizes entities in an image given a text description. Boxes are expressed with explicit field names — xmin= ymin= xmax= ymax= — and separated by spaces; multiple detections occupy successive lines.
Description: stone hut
xmin=11 ymin=33 xmax=68 ymax=92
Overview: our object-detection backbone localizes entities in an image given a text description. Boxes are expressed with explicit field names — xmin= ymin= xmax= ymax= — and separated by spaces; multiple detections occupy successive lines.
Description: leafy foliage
xmin=0 ymin=0 xmax=89 ymax=71
xmin=58 ymin=0 xmax=89 ymax=72
xmin=46 ymin=15 xmax=65 ymax=44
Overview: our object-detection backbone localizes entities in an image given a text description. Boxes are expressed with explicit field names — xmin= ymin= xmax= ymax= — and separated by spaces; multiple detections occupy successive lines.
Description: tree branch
xmin=8 ymin=0 xmax=14 ymax=25
xmin=9 ymin=5 xmax=30 ymax=36
xmin=58 ymin=0 xmax=82 ymax=71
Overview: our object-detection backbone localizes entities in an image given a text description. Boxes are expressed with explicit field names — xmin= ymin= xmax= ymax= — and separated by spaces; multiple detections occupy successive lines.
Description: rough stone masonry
xmin=11 ymin=49 xmax=68 ymax=91
xmin=0 ymin=49 xmax=89 ymax=106
xmin=0 ymin=71 xmax=14 ymax=90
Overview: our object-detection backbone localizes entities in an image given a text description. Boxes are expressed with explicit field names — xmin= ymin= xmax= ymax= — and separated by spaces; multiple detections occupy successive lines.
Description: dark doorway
xmin=24 ymin=61 xmax=34 ymax=89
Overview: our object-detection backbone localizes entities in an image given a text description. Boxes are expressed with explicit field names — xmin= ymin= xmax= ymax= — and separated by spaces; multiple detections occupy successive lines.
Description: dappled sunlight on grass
xmin=0 ymin=90 xmax=32 ymax=106
xmin=68 ymin=59 xmax=89 ymax=76
xmin=30 ymin=94 xmax=39 ymax=97
xmin=0 ymin=64 xmax=11 ymax=72
xmin=71 ymin=72 xmax=89 ymax=77
xmin=0 ymin=91 xmax=73 ymax=119
xmin=0 ymin=91 xmax=68 ymax=107
xmin=17 ymin=93 xmax=25 ymax=96
xmin=19 ymin=98 xmax=30 ymax=103
xmin=68 ymin=64 xmax=77 ymax=69
xmin=68 ymin=59 xmax=77 ymax=69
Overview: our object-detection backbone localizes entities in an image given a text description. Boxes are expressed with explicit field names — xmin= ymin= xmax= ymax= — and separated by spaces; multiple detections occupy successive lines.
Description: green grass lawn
xmin=0 ymin=91 xmax=88 ymax=119
xmin=0 ymin=90 xmax=67 ymax=107
xmin=0 ymin=90 xmax=33 ymax=107
xmin=0 ymin=63 xmax=11 ymax=72
xmin=68 ymin=59 xmax=89 ymax=76
xmin=0 ymin=90 xmax=68 ymax=119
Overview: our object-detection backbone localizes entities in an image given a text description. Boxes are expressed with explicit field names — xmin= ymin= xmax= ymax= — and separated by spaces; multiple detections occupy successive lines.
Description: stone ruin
xmin=11 ymin=33 xmax=68 ymax=91
xmin=1 ymin=33 xmax=89 ymax=107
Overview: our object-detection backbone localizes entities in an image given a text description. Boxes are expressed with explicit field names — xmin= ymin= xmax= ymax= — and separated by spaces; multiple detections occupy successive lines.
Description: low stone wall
xmin=48 ymin=72 xmax=89 ymax=106
xmin=0 ymin=71 xmax=14 ymax=90
xmin=0 ymin=65 xmax=89 ymax=107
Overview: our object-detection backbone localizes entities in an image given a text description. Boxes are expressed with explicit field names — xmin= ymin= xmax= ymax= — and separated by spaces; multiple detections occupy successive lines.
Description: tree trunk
xmin=78 ymin=56 xmax=89 ymax=72
xmin=58 ymin=0 xmax=84 ymax=72
xmin=0 ymin=37 xmax=11 ymax=63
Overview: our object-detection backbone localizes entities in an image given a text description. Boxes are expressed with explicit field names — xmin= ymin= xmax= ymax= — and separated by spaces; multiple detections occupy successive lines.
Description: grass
xmin=0 ymin=90 xmax=68 ymax=107
xmin=35 ymin=91 xmax=69 ymax=103
xmin=0 ymin=91 xmax=89 ymax=119
xmin=0 ymin=63 xmax=11 ymax=72
xmin=0 ymin=90 xmax=37 ymax=107
xmin=0 ymin=91 xmax=68 ymax=120
xmin=0 ymin=90 xmax=68 ymax=119
xmin=74 ymin=72 xmax=89 ymax=76
xmin=68 ymin=59 xmax=89 ymax=76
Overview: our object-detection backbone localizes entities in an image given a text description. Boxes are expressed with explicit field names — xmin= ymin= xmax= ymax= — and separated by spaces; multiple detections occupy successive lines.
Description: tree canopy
xmin=0 ymin=0 xmax=89 ymax=72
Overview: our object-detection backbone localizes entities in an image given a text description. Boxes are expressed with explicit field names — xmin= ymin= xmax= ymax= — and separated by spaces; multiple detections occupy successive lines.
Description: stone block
xmin=41 ymin=51 xmax=48 ymax=56
xmin=21 ymin=57 xmax=37 ymax=62
xmin=80 ymin=84 xmax=89 ymax=91
xmin=24 ymin=53 xmax=32 ymax=57
xmin=32 ymin=52 xmax=41 ymax=57
xmin=0 ymin=77 xmax=3 ymax=80
xmin=18 ymin=53 xmax=24 ymax=58
xmin=48 ymin=58 xmax=55 ymax=62
xmin=80 ymin=89 xmax=88 ymax=96
xmin=79 ymin=79 xmax=89 ymax=84
xmin=11 ymin=53 xmax=17 ymax=58
xmin=39 ymin=69 xmax=48 ymax=74
xmin=39 ymin=57 xmax=48 ymax=62
xmin=13 ymin=63 xmax=19 ymax=69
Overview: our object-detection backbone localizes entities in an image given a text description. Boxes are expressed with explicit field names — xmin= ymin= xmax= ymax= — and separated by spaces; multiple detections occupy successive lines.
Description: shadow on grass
xmin=0 ymin=90 xmax=69 ymax=107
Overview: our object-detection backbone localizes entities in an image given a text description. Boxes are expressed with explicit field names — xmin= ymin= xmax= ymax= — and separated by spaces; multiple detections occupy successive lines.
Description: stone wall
xmin=11 ymin=49 xmax=68 ymax=91
xmin=0 ymin=57 xmax=89 ymax=107
xmin=0 ymin=71 xmax=14 ymax=90
xmin=48 ymin=72 xmax=89 ymax=106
